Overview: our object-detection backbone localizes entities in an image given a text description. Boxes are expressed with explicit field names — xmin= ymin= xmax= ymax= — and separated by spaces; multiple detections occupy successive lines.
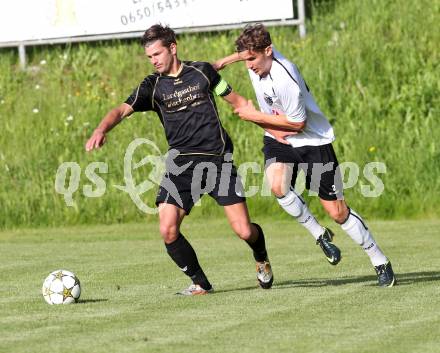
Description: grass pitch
xmin=1 ymin=219 xmax=439 ymax=353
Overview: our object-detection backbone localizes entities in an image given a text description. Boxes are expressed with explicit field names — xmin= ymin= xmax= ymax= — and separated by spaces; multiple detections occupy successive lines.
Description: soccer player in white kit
xmin=214 ymin=24 xmax=396 ymax=287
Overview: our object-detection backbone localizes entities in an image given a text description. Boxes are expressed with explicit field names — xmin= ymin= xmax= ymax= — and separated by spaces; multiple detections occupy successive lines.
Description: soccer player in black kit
xmin=85 ymin=25 xmax=274 ymax=295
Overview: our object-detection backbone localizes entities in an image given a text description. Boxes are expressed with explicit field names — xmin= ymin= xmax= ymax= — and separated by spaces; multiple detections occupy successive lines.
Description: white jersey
xmin=248 ymin=48 xmax=335 ymax=147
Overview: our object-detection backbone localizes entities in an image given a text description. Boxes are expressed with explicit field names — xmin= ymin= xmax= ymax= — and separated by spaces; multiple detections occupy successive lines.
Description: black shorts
xmin=262 ymin=136 xmax=343 ymax=201
xmin=155 ymin=155 xmax=245 ymax=214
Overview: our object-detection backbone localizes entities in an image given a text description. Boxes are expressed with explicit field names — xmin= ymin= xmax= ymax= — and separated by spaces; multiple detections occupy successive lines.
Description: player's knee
xmin=232 ymin=222 xmax=253 ymax=241
xmin=327 ymin=207 xmax=349 ymax=224
xmin=271 ymin=185 xmax=286 ymax=198
xmin=159 ymin=224 xmax=179 ymax=243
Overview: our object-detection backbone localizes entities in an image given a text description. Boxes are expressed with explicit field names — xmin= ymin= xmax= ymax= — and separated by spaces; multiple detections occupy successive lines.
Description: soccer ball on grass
xmin=42 ymin=270 xmax=81 ymax=305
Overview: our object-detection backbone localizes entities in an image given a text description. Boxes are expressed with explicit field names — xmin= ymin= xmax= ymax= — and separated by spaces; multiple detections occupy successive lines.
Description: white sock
xmin=277 ymin=189 xmax=324 ymax=240
xmin=340 ymin=209 xmax=388 ymax=266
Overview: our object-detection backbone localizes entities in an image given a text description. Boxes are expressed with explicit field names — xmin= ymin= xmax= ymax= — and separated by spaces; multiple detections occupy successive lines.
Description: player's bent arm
xmin=252 ymin=111 xmax=305 ymax=132
xmin=221 ymin=92 xmax=297 ymax=133
xmin=85 ymin=103 xmax=134 ymax=151
xmin=212 ymin=53 xmax=242 ymax=71
xmin=234 ymin=102 xmax=305 ymax=132
xmin=223 ymin=93 xmax=299 ymax=143
xmin=254 ymin=121 xmax=302 ymax=132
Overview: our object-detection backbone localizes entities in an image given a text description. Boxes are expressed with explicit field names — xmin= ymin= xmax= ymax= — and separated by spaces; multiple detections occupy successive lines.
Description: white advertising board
xmin=0 ymin=0 xmax=295 ymax=44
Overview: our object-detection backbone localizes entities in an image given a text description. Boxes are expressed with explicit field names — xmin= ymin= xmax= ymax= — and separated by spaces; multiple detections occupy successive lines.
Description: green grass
xmin=0 ymin=0 xmax=439 ymax=228
xmin=1 ymin=218 xmax=439 ymax=353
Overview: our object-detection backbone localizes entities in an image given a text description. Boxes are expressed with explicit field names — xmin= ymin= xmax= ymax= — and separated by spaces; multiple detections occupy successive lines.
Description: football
xmin=42 ymin=270 xmax=81 ymax=305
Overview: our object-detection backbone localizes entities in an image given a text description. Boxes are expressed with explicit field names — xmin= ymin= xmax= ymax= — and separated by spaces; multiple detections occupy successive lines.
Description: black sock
xmin=246 ymin=223 xmax=268 ymax=262
xmin=165 ymin=233 xmax=212 ymax=290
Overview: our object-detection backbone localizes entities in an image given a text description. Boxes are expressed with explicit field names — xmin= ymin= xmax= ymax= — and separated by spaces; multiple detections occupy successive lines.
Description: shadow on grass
xmin=214 ymin=271 xmax=440 ymax=293
xmin=77 ymin=299 xmax=109 ymax=304
xmin=214 ymin=286 xmax=260 ymax=294
xmin=274 ymin=271 xmax=440 ymax=288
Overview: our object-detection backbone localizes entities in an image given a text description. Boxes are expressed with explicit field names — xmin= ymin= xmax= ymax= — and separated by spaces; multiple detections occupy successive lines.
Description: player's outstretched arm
xmin=85 ymin=103 xmax=134 ymax=152
xmin=212 ymin=53 xmax=242 ymax=71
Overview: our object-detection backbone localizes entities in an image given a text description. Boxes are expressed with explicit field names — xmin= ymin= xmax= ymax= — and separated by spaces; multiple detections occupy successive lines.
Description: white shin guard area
xmin=277 ymin=189 xmax=324 ymax=239
xmin=341 ymin=209 xmax=387 ymax=266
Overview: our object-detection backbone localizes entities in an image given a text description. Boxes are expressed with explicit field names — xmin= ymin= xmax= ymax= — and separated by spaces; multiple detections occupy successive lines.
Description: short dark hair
xmin=141 ymin=24 xmax=177 ymax=47
xmin=235 ymin=24 xmax=272 ymax=52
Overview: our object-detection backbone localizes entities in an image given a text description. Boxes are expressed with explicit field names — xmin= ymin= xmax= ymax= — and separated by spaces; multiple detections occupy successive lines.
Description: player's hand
xmin=234 ymin=100 xmax=257 ymax=121
xmin=268 ymin=129 xmax=298 ymax=145
xmin=85 ymin=129 xmax=106 ymax=152
xmin=211 ymin=60 xmax=225 ymax=71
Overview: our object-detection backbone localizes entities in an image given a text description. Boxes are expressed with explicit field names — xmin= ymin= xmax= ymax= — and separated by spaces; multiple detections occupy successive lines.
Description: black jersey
xmin=125 ymin=61 xmax=233 ymax=156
